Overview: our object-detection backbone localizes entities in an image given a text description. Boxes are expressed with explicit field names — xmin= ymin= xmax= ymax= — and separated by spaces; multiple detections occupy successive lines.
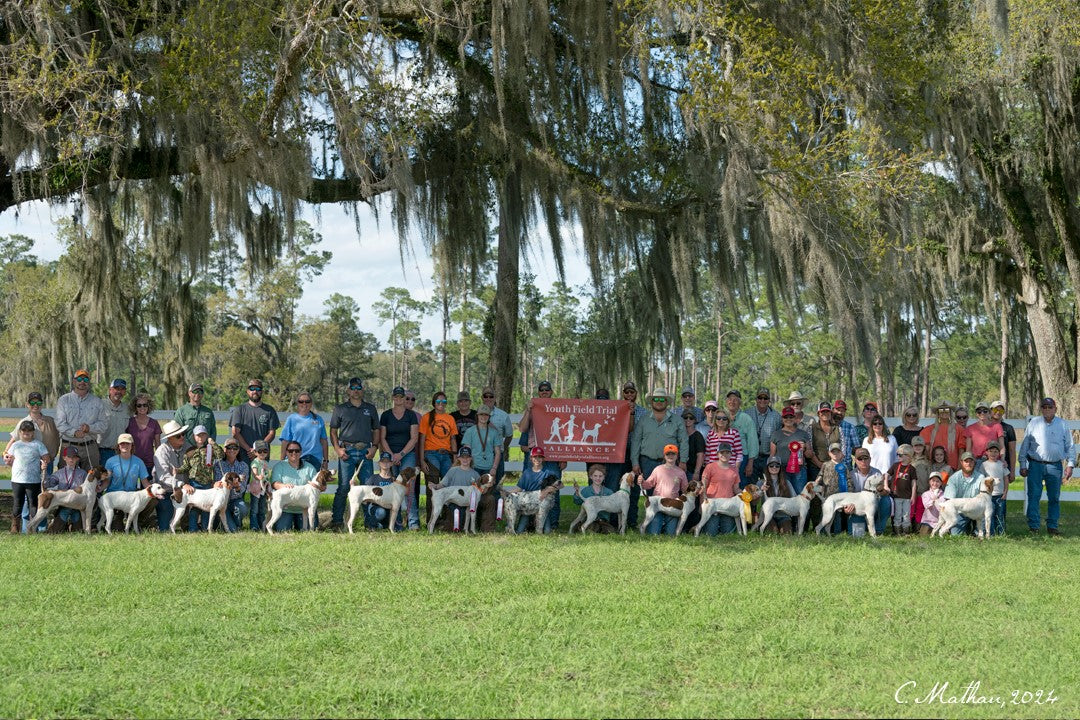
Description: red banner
xmin=531 ymin=398 xmax=631 ymax=462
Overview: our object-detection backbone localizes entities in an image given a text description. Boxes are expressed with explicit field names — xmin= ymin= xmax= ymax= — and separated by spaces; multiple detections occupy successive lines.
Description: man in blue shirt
xmin=1019 ymin=397 xmax=1075 ymax=536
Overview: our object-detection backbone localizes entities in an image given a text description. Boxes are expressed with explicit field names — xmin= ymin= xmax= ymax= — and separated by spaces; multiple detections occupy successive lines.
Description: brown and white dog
xmin=98 ymin=482 xmax=169 ymax=534
xmin=170 ymin=472 xmax=242 ymax=533
xmin=428 ymin=473 xmax=497 ymax=534
xmin=750 ymin=481 xmax=820 ymax=535
xmin=695 ymin=483 xmax=762 ymax=537
xmin=347 ymin=467 xmax=415 ymax=533
xmin=638 ymin=480 xmax=700 ymax=535
xmin=266 ymin=469 xmax=330 ymax=534
xmin=568 ymin=473 xmax=634 ymax=534
xmin=815 ymin=474 xmax=886 ymax=537
xmin=501 ymin=476 xmax=563 ymax=534
xmin=28 ymin=467 xmax=109 ymax=534
xmin=932 ymin=478 xmax=996 ymax=538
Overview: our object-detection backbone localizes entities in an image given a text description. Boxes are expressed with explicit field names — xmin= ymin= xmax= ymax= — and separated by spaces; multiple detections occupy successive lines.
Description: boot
xmin=47 ymin=517 xmax=66 ymax=534
xmin=66 ymin=522 xmax=78 ymax=534
xmin=10 ymin=518 xmax=19 ymax=534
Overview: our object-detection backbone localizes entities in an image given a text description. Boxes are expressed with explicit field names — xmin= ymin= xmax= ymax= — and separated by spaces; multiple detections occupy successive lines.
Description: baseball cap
xmin=929 ymin=471 xmax=944 ymax=482
xmin=854 ymin=449 xmax=871 ymax=459
xmin=833 ymin=400 xmax=847 ymax=410
xmin=347 ymin=377 xmax=364 ymax=389
xmin=767 ymin=455 xmax=781 ymax=466
xmin=476 ymin=405 xmax=492 ymax=416
xmin=681 ymin=410 xmax=696 ymax=420
xmin=681 ymin=386 xmax=695 ymax=397
xmin=73 ymin=369 xmax=90 ymax=381
xmin=817 ymin=401 xmax=832 ymax=413
xmin=223 ymin=437 xmax=239 ymax=447
xmin=622 ymin=381 xmax=637 ymax=391
xmin=530 ymin=447 xmax=545 ymax=457
xmin=960 ymin=451 xmax=976 ymax=461
xmin=253 ymin=440 xmax=270 ymax=452
xmin=704 ymin=400 xmax=719 ymax=410
xmin=392 ymin=386 xmax=406 ymax=396
xmin=717 ymin=442 xmax=732 ymax=454
xmin=458 ymin=445 xmax=472 ymax=457
xmin=986 ymin=440 xmax=1000 ymax=450
xmin=27 ymin=391 xmax=43 ymax=402
xmin=595 ymin=389 xmax=611 ymax=400
xmin=912 ymin=436 xmax=926 ymax=446
xmin=117 ymin=433 xmax=134 ymax=445
xmin=110 ymin=378 xmax=127 ymax=389
xmin=538 ymin=380 xmax=553 ymax=391
xmin=755 ymin=388 xmax=771 ymax=398
xmin=975 ymin=401 xmax=990 ymax=412
xmin=828 ymin=442 xmax=842 ymax=452
xmin=897 ymin=444 xmax=913 ymax=456
xmin=192 ymin=425 xmax=209 ymax=436
xmin=663 ymin=444 xmax=679 ymax=455
xmin=457 ymin=391 xmax=470 ymax=401
xmin=188 ymin=383 xmax=204 ymax=394
xmin=990 ymin=400 xmax=1005 ymax=410
xmin=379 ymin=452 xmax=393 ymax=463
xmin=1040 ymin=397 xmax=1056 ymax=408
xmin=781 ymin=406 xmax=796 ymax=418
xmin=863 ymin=401 xmax=878 ymax=412
xmin=18 ymin=420 xmax=35 ymax=432
xmin=726 ymin=389 xmax=742 ymax=399
xmin=62 ymin=446 xmax=79 ymax=457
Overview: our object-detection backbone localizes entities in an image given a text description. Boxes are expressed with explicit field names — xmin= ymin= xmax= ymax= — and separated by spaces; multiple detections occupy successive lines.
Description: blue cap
xmin=348 ymin=377 xmax=363 ymax=389
xmin=392 ymin=386 xmax=405 ymax=396
xmin=458 ymin=446 xmax=472 ymax=457
xmin=110 ymin=378 xmax=127 ymax=389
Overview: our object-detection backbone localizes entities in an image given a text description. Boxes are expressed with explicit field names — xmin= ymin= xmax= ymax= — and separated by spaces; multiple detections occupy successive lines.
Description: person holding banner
xmin=518 ymin=380 xmax=566 ymax=480
xmin=629 ymin=388 xmax=688 ymax=529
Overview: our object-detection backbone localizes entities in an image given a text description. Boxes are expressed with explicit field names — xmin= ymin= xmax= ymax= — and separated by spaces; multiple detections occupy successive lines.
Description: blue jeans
xmin=702 ymin=513 xmax=736 ymax=536
xmin=752 ymin=454 xmax=770 ymax=482
xmin=334 ymin=445 xmax=372 ymax=525
xmin=949 ymin=516 xmax=971 ymax=536
xmin=629 ymin=456 xmax=663 ymax=527
xmin=991 ymin=495 xmax=1006 ymax=536
xmin=187 ymin=481 xmax=210 ymax=532
xmin=738 ymin=456 xmax=753 ymax=489
xmin=785 ymin=467 xmax=807 ymax=496
xmin=1026 ymin=461 xmax=1063 ymax=530
xmin=647 ymin=511 xmax=679 ymax=535
xmin=515 ymin=506 xmax=557 ymax=534
xmin=542 ymin=461 xmax=562 ymax=530
xmin=391 ymin=450 xmax=419 ymax=529
xmin=274 ymin=512 xmax=306 ymax=532
xmin=249 ymin=493 xmax=267 ymax=531
xmin=848 ymin=497 xmax=892 ymax=536
xmin=226 ymin=497 xmax=247 ymax=532
xmin=603 ymin=462 xmax=626 ymax=493
xmin=156 ymin=496 xmax=173 ymax=532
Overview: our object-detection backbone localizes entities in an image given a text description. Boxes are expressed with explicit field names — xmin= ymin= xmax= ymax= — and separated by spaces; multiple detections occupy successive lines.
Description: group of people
xmin=5 ymin=372 xmax=1075 ymax=537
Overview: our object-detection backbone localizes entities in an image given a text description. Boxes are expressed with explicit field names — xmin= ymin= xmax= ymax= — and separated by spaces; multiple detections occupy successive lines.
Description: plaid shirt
xmin=839 ymin=420 xmax=861 ymax=465
xmin=750 ymin=407 xmax=782 ymax=456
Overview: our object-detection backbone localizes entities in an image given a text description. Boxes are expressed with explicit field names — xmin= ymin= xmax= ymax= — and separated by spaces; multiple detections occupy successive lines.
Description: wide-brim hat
xmin=932 ymin=400 xmax=953 ymax=412
xmin=161 ymin=420 xmax=189 ymax=440
xmin=647 ymin=388 xmax=673 ymax=403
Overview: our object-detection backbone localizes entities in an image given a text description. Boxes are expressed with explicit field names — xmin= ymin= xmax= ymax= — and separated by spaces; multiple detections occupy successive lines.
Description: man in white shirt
xmin=54 ymin=369 xmax=108 ymax=470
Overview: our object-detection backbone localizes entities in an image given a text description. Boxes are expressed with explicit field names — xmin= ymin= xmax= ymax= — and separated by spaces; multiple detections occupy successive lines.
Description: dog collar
xmin=617 ymin=487 xmax=630 ymax=494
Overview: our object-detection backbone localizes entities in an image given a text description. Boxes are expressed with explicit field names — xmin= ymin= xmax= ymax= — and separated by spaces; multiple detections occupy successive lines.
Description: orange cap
xmin=663 ymin=444 xmax=678 ymax=455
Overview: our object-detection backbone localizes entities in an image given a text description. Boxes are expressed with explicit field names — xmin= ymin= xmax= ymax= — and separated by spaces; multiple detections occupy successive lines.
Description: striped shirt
xmin=704 ymin=429 xmax=743 ymax=468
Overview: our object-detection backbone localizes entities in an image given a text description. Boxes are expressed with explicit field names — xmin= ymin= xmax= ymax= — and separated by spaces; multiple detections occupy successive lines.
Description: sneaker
xmin=1029 ymin=528 xmax=1040 ymax=535
xmin=324 ymin=521 xmax=343 ymax=532
xmin=1047 ymin=528 xmax=1062 ymax=536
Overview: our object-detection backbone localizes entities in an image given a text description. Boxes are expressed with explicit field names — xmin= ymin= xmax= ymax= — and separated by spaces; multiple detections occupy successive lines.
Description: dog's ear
xmin=400 ymin=467 xmax=416 ymax=482
xmin=39 ymin=492 xmax=53 ymax=509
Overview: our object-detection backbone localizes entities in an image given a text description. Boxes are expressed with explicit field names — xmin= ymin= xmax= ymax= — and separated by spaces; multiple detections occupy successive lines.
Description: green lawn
xmin=0 ymin=500 xmax=1077 ymax=719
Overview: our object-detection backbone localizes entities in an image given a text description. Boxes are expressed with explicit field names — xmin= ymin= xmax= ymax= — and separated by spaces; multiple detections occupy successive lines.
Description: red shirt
xmin=701 ymin=462 xmax=740 ymax=499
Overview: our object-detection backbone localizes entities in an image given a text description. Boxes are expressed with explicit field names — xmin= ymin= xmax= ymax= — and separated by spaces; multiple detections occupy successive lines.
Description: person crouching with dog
xmin=153 ymin=421 xmax=188 ymax=531
xmin=176 ymin=425 xmax=225 ymax=531
xmin=572 ymin=464 xmax=616 ymax=533
xmin=758 ymin=455 xmax=793 ymax=533
xmin=698 ymin=443 xmax=741 ymax=535
xmin=42 ymin=447 xmax=86 ymax=533
xmin=817 ymin=442 xmax=850 ymax=534
xmin=639 ymin=444 xmax=688 ymax=535
xmin=512 ymin=447 xmax=560 ymax=533
xmin=427 ymin=446 xmax=479 ymax=531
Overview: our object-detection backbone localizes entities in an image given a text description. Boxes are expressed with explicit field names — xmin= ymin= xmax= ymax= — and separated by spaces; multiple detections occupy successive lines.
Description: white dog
xmin=568 ymin=473 xmax=633 ymax=534
xmin=98 ymin=483 xmax=168 ymax=534
xmin=501 ymin=477 xmax=563 ymax=534
xmin=347 ymin=467 xmax=415 ymax=533
xmin=932 ymin=478 xmax=995 ymax=538
xmin=266 ymin=470 xmax=330 ymax=534
xmin=170 ymin=473 xmax=242 ymax=533
xmin=638 ymin=480 xmax=700 ymax=535
xmin=695 ymin=484 xmax=761 ymax=537
xmin=750 ymin=481 xmax=820 ymax=535
xmin=428 ymin=474 xmax=497 ymax=533
xmin=28 ymin=468 xmax=109 ymax=534
xmin=815 ymin=474 xmax=885 ymax=537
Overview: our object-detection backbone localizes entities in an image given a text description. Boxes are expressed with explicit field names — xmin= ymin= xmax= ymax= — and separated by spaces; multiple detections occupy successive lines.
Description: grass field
xmin=1 ymin=498 xmax=1078 ymax=718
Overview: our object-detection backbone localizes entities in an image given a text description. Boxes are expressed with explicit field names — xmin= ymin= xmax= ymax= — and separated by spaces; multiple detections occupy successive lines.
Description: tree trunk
xmin=459 ymin=314 xmax=467 ymax=392
xmin=492 ymin=164 xmax=522 ymax=413
xmin=999 ymin=299 xmax=1009 ymax=411
xmin=920 ymin=315 xmax=932 ymax=418
xmin=715 ymin=312 xmax=723 ymax=401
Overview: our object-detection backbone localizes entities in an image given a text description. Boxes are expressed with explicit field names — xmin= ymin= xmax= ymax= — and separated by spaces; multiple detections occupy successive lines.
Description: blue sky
xmin=0 ymin=198 xmax=591 ymax=345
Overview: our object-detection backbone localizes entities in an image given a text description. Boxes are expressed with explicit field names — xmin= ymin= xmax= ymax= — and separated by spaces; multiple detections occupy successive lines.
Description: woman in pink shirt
xmin=965 ymin=401 xmax=1004 ymax=461
xmin=639 ymin=444 xmax=688 ymax=535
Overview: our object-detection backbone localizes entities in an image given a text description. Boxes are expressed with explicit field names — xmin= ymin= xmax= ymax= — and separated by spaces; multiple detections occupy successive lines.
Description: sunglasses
xmin=976 ymin=409 xmax=988 ymax=414
xmin=716 ymin=415 xmax=729 ymax=421
xmin=651 ymin=397 xmax=668 ymax=403
xmin=682 ymin=393 xmax=694 ymax=398
xmin=704 ymin=407 xmax=717 ymax=412
xmin=768 ymin=463 xmax=781 ymax=468
xmin=855 ymin=455 xmax=870 ymax=461
xmin=297 ymin=399 xmax=312 ymax=404
xmin=74 ymin=376 xmax=90 ymax=382
xmin=286 ymin=448 xmax=302 ymax=454
xmin=435 ymin=400 xmax=448 ymax=405
xmin=790 ymin=401 xmax=803 ymax=407
xmin=136 ymin=403 xmax=149 ymax=408
xmin=29 ymin=400 xmax=42 ymax=406
xmin=348 ymin=385 xmax=363 ymax=390
xmin=482 ymin=393 xmax=494 ymax=398
xmin=624 ymin=389 xmax=637 ymax=394
xmin=756 ymin=395 xmax=769 ymax=400
xmin=405 ymin=397 xmax=416 ymax=401
xmin=257 ymin=449 xmax=269 ymax=454
xmin=248 ymin=386 xmax=263 ymax=392
xmin=225 ymin=445 xmax=239 ymax=450
xmin=956 ymin=415 xmax=968 ymax=421
xmin=904 ymin=413 xmax=917 ymax=418
xmin=873 ymin=422 xmax=885 ymax=427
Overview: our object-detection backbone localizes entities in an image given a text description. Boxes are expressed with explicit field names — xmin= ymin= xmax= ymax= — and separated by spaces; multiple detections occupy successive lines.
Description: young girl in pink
xmin=919 ymin=472 xmax=945 ymax=535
